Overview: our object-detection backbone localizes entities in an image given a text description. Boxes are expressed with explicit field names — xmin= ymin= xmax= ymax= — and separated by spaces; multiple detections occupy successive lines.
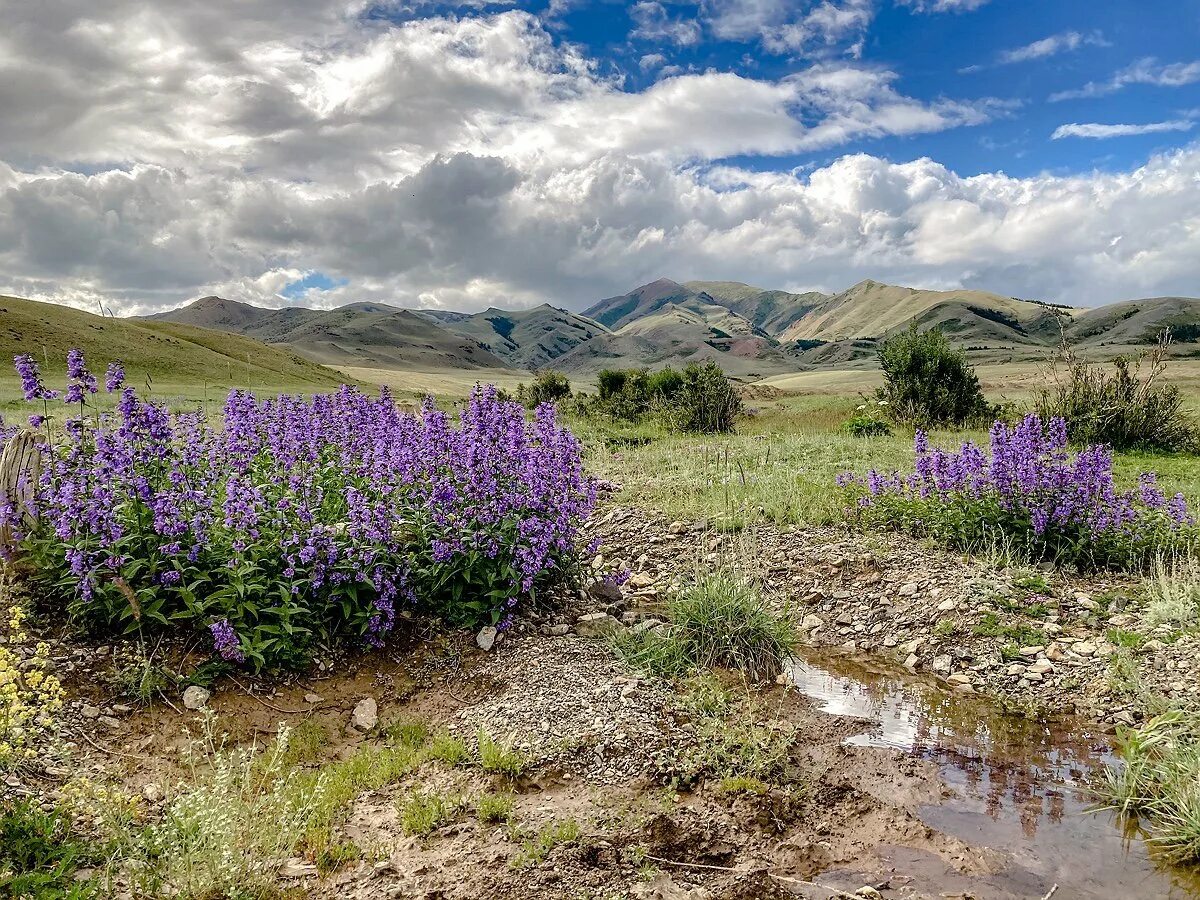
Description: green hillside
xmin=0 ymin=295 xmax=347 ymax=400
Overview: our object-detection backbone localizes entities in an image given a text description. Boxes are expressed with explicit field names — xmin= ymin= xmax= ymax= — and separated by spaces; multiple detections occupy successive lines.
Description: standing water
xmin=786 ymin=649 xmax=1200 ymax=899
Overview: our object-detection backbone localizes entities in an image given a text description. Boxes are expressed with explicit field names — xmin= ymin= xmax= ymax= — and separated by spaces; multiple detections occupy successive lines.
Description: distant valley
xmin=146 ymin=278 xmax=1200 ymax=381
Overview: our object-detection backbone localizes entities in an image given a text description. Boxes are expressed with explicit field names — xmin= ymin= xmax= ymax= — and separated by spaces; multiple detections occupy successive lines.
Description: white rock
xmin=182 ymin=686 xmax=210 ymax=710
xmin=800 ymin=614 xmax=825 ymax=631
xmin=898 ymin=582 xmax=919 ymax=597
xmin=476 ymin=626 xmax=498 ymax=652
xmin=351 ymin=697 xmax=378 ymax=732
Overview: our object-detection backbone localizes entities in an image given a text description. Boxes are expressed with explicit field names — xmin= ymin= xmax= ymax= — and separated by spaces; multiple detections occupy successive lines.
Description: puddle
xmin=786 ymin=649 xmax=1200 ymax=899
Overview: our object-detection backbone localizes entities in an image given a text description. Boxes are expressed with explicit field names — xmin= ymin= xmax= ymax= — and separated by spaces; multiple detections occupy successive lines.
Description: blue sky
xmin=506 ymin=0 xmax=1200 ymax=177
xmin=2 ymin=0 xmax=1199 ymax=313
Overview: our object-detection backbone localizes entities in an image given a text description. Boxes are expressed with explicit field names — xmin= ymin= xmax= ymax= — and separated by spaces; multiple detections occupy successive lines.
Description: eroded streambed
xmin=788 ymin=649 xmax=1200 ymax=899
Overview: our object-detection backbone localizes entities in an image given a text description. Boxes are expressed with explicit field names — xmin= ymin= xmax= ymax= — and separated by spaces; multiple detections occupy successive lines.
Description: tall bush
xmin=876 ymin=325 xmax=989 ymax=428
xmin=1033 ymin=337 xmax=1197 ymax=452
xmin=670 ymin=362 xmax=743 ymax=434
xmin=518 ymin=370 xmax=572 ymax=408
xmin=4 ymin=352 xmax=595 ymax=668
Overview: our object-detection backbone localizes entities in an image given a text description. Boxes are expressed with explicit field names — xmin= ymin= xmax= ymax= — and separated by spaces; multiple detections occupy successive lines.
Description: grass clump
xmin=0 ymin=802 xmax=102 ymax=898
xmin=476 ymin=792 xmax=516 ymax=824
xmin=1144 ymin=553 xmax=1200 ymax=628
xmin=511 ymin=819 xmax=581 ymax=869
xmin=398 ymin=791 xmax=465 ymax=837
xmin=477 ymin=729 xmax=528 ymax=777
xmin=1099 ymin=710 xmax=1200 ymax=863
xmin=614 ymin=572 xmax=794 ymax=682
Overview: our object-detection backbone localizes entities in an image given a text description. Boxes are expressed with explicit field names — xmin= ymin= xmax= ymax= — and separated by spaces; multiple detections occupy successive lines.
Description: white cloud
xmin=1051 ymin=57 xmax=1200 ymax=101
xmin=701 ymin=0 xmax=874 ymax=55
xmin=639 ymin=52 xmax=668 ymax=71
xmin=629 ymin=2 xmax=702 ymax=46
xmin=896 ymin=0 xmax=990 ymax=13
xmin=996 ymin=30 xmax=1107 ymax=65
xmin=0 ymin=3 xmax=1197 ymax=316
xmin=1052 ymin=120 xmax=1196 ymax=140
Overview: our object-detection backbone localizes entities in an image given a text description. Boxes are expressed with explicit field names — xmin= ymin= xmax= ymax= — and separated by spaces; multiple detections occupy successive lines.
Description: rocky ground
xmin=5 ymin=502 xmax=1199 ymax=898
xmin=580 ymin=505 xmax=1200 ymax=729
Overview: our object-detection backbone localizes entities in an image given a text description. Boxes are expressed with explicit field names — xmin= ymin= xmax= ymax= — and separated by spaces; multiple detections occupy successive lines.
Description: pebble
xmin=575 ymin=613 xmax=624 ymax=638
xmin=476 ymin=626 xmax=498 ymax=652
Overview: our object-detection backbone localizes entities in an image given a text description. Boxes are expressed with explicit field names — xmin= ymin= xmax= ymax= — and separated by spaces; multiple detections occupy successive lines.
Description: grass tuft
xmin=1144 ymin=553 xmax=1200 ymax=628
xmin=476 ymin=792 xmax=516 ymax=824
xmin=613 ymin=571 xmax=794 ymax=681
xmin=511 ymin=819 xmax=581 ymax=869
xmin=477 ymin=729 xmax=528 ymax=777
xmin=1099 ymin=710 xmax=1200 ymax=864
xmin=398 ymin=791 xmax=464 ymax=837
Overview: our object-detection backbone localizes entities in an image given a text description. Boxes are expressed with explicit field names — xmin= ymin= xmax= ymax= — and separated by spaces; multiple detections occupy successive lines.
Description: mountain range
xmin=147 ymin=278 xmax=1200 ymax=380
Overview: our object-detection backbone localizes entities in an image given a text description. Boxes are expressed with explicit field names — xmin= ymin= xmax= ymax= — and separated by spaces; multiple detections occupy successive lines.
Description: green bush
xmin=518 ymin=370 xmax=572 ymax=408
xmin=876 ymin=324 xmax=989 ymax=428
xmin=1033 ymin=338 xmax=1197 ymax=452
xmin=646 ymin=367 xmax=685 ymax=399
xmin=670 ymin=362 xmax=743 ymax=434
xmin=0 ymin=803 xmax=100 ymax=898
xmin=842 ymin=399 xmax=892 ymax=437
xmin=596 ymin=369 xmax=628 ymax=401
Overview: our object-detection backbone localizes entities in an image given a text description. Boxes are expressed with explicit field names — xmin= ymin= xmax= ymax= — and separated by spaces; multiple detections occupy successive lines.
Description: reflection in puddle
xmin=786 ymin=650 xmax=1200 ymax=899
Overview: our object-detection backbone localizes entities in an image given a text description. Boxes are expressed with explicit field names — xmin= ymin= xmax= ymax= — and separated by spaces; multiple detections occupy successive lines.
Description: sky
xmin=0 ymin=0 xmax=1198 ymax=315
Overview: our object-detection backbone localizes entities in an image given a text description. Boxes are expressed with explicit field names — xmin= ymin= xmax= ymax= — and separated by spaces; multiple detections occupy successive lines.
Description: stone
xmin=182 ymin=686 xmax=210 ymax=710
xmin=304 ymin=693 xmax=323 ymax=704
xmin=897 ymin=582 xmax=919 ymax=597
xmin=936 ymin=599 xmax=957 ymax=612
xmin=800 ymin=614 xmax=825 ymax=631
xmin=930 ymin=655 xmax=953 ymax=675
xmin=667 ymin=521 xmax=687 ymax=535
xmin=142 ymin=783 xmax=162 ymax=803
xmin=80 ymin=704 xmax=101 ymax=719
xmin=1018 ymin=645 xmax=1045 ymax=657
xmin=903 ymin=653 xmax=919 ymax=671
xmin=588 ymin=579 xmax=623 ymax=604
xmin=632 ymin=619 xmax=666 ymax=634
xmin=476 ymin=626 xmax=499 ymax=652
xmin=946 ymin=673 xmax=972 ymax=685
xmin=856 ymin=888 xmax=884 ymax=900
xmin=351 ymin=697 xmax=378 ymax=732
xmin=575 ymin=613 xmax=624 ymax=638
xmin=546 ymin=624 xmax=570 ymax=636
xmin=628 ymin=572 xmax=655 ymax=589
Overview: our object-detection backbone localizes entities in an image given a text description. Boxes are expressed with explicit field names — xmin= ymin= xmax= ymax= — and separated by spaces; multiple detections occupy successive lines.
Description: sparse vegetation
xmin=511 ymin=819 xmax=581 ymax=869
xmin=517 ymin=370 xmax=573 ymax=408
xmin=613 ymin=571 xmax=795 ymax=681
xmin=477 ymin=729 xmax=528 ymax=777
xmin=0 ymin=802 xmax=102 ymax=898
xmin=476 ymin=792 xmax=516 ymax=824
xmin=1144 ymin=553 xmax=1200 ymax=628
xmin=399 ymin=790 xmax=465 ymax=837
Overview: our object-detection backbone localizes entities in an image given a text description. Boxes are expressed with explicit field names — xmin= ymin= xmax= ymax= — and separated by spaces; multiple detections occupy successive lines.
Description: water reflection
xmin=785 ymin=650 xmax=1200 ymax=898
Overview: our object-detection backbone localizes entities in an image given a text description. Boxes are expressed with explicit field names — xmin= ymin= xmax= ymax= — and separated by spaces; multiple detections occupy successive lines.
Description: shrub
xmin=842 ymin=399 xmax=892 ymax=437
xmin=5 ymin=352 xmax=596 ymax=669
xmin=1144 ymin=553 xmax=1200 ymax=628
xmin=1033 ymin=337 xmax=1198 ymax=452
xmin=645 ymin=367 xmax=685 ymax=400
xmin=614 ymin=572 xmax=794 ymax=681
xmin=669 ymin=362 xmax=743 ymax=434
xmin=518 ymin=370 xmax=572 ymax=408
xmin=876 ymin=324 xmax=989 ymax=428
xmin=596 ymin=369 xmax=628 ymax=401
xmin=837 ymin=414 xmax=1197 ymax=569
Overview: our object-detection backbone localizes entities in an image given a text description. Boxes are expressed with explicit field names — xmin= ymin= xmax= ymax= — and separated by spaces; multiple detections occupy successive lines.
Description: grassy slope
xmin=0 ymin=295 xmax=350 ymax=417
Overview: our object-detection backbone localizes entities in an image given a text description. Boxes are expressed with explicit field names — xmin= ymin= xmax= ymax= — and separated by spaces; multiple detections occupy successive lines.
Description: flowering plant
xmin=837 ymin=414 xmax=1196 ymax=568
xmin=4 ymin=351 xmax=595 ymax=668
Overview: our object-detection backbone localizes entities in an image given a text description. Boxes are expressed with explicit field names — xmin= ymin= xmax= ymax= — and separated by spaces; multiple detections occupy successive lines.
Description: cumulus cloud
xmin=1051 ymin=57 xmax=1200 ymax=101
xmin=0 ymin=2 xmax=1197 ymax=315
xmin=1052 ymin=120 xmax=1196 ymax=139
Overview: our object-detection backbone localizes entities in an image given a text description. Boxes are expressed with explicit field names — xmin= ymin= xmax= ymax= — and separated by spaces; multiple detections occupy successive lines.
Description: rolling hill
xmin=429 ymin=304 xmax=609 ymax=369
xmin=0 ymin=294 xmax=345 ymax=390
xmin=152 ymin=297 xmax=509 ymax=371
xmin=139 ymin=278 xmax=1200 ymax=383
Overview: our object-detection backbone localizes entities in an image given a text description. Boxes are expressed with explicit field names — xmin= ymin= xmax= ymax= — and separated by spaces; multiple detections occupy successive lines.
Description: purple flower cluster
xmin=209 ymin=618 xmax=245 ymax=663
xmin=4 ymin=352 xmax=596 ymax=668
xmin=839 ymin=414 xmax=1196 ymax=567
